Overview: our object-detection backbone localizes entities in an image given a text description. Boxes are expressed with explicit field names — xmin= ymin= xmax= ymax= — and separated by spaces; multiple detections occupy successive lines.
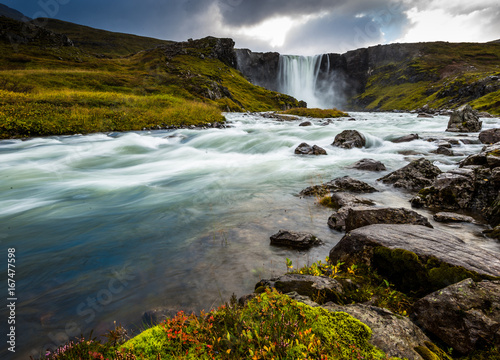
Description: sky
xmin=2 ymin=0 xmax=500 ymax=55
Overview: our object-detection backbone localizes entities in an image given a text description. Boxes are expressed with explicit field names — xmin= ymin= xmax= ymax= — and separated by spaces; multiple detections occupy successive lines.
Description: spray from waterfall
xmin=278 ymin=54 xmax=338 ymax=109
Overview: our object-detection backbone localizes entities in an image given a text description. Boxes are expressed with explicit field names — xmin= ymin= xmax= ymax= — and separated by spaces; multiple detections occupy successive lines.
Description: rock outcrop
xmin=344 ymin=207 xmax=433 ymax=232
xmin=332 ymin=130 xmax=366 ymax=149
xmin=349 ymin=158 xmax=387 ymax=171
xmin=378 ymin=158 xmax=442 ymax=191
xmin=446 ymin=104 xmax=482 ymax=133
xmin=270 ymin=230 xmax=323 ymax=250
xmin=329 ymin=224 xmax=500 ymax=294
xmin=294 ymin=143 xmax=327 ymax=155
xmin=323 ymin=303 xmax=431 ymax=360
xmin=412 ymin=144 xmax=500 ymax=223
xmin=413 ymin=278 xmax=500 ymax=354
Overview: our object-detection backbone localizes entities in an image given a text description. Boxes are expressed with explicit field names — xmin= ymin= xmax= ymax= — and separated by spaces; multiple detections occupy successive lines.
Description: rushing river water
xmin=1 ymin=112 xmax=499 ymax=359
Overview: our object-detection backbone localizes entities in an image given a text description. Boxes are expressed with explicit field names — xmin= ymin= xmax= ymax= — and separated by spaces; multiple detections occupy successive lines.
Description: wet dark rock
xmin=327 ymin=192 xmax=376 ymax=209
xmin=433 ymin=146 xmax=454 ymax=156
xmin=328 ymin=207 xmax=352 ymax=232
xmin=349 ymin=158 xmax=387 ymax=171
xmin=479 ymin=128 xmax=500 ymax=144
xmin=255 ymin=274 xmax=343 ymax=304
xmin=294 ymin=142 xmax=327 ymax=155
xmin=332 ymin=130 xmax=366 ymax=149
xmin=238 ymin=293 xmax=257 ymax=306
xmin=323 ymin=303 xmax=431 ymax=360
xmin=392 ymin=134 xmax=419 ymax=143
xmin=299 ymin=121 xmax=312 ymax=127
xmin=418 ymin=113 xmax=434 ymax=118
xmin=261 ymin=112 xmax=299 ymax=121
xmin=446 ymin=104 xmax=482 ymax=133
xmin=270 ymin=229 xmax=323 ymax=249
xmin=413 ymin=279 xmax=500 ymax=354
xmin=412 ymin=166 xmax=498 ymax=217
xmin=433 ymin=212 xmax=475 ymax=223
xmin=300 ymin=176 xmax=378 ymax=197
xmin=377 ymin=158 xmax=442 ymax=191
xmin=345 ymin=207 xmax=433 ymax=232
xmin=329 ymin=224 xmax=500 ymax=294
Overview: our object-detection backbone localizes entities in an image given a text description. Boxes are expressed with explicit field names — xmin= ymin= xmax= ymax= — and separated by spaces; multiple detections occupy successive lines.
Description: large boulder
xmin=413 ymin=278 xmax=500 ymax=354
xmin=411 ymin=167 xmax=498 ymax=214
xmin=300 ymin=176 xmax=378 ymax=197
xmin=479 ymin=128 xmax=500 ymax=144
xmin=446 ymin=104 xmax=482 ymax=133
xmin=377 ymin=158 xmax=442 ymax=191
xmin=294 ymin=142 xmax=327 ymax=155
xmin=344 ymin=207 xmax=433 ymax=232
xmin=332 ymin=130 xmax=366 ymax=149
xmin=329 ymin=224 xmax=500 ymax=294
xmin=460 ymin=143 xmax=500 ymax=169
xmin=270 ymin=230 xmax=323 ymax=250
xmin=323 ymin=303 xmax=431 ymax=360
xmin=255 ymin=274 xmax=343 ymax=304
xmin=349 ymin=158 xmax=387 ymax=171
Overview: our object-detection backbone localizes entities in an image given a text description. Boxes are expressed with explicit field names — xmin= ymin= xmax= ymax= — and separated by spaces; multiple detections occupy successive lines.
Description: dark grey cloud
xmin=1 ymin=0 xmax=499 ymax=54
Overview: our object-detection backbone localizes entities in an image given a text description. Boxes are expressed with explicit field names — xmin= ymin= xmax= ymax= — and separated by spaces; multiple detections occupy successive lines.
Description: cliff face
xmin=235 ymin=42 xmax=500 ymax=114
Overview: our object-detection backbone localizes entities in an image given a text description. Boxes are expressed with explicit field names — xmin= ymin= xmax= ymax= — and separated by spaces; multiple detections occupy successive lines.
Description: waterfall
xmin=278 ymin=54 xmax=335 ymax=109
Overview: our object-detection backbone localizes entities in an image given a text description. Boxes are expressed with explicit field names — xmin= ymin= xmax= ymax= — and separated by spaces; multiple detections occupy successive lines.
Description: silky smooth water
xmin=1 ymin=112 xmax=499 ymax=359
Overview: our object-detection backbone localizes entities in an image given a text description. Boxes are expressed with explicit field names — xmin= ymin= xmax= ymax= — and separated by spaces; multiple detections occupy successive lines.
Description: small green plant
xmin=291 ymin=257 xmax=344 ymax=278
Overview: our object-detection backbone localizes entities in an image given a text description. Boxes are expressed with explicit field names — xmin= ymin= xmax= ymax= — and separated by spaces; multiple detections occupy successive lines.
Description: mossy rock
xmin=373 ymin=246 xmax=484 ymax=295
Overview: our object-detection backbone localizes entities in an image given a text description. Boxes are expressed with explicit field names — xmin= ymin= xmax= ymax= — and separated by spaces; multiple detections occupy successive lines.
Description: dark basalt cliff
xmin=235 ymin=42 xmax=500 ymax=114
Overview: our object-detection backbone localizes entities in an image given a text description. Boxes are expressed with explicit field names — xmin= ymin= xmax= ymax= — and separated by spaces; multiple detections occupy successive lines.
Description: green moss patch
xmin=280 ymin=107 xmax=349 ymax=118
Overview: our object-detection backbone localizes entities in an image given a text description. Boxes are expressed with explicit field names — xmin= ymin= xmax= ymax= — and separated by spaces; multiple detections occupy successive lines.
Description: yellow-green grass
xmin=280 ymin=107 xmax=349 ymax=118
xmin=0 ymin=89 xmax=224 ymax=138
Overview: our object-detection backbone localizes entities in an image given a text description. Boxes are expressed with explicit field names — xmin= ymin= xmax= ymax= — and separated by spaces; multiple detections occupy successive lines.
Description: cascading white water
xmin=278 ymin=54 xmax=334 ymax=109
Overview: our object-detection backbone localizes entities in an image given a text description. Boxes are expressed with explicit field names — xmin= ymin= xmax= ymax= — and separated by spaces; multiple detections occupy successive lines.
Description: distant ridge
xmin=0 ymin=3 xmax=31 ymax=22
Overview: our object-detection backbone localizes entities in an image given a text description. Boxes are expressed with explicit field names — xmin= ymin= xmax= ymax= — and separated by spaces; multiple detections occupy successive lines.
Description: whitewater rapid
xmin=1 ymin=112 xmax=499 ymax=359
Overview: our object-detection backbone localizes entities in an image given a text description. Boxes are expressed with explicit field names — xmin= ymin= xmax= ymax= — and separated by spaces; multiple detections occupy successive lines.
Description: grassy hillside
xmin=36 ymin=18 xmax=174 ymax=57
xmin=353 ymin=42 xmax=500 ymax=114
xmin=0 ymin=17 xmax=301 ymax=139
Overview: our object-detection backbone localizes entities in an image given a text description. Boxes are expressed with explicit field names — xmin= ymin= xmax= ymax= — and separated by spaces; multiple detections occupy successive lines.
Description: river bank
xmin=1 ymin=111 xmax=499 ymax=359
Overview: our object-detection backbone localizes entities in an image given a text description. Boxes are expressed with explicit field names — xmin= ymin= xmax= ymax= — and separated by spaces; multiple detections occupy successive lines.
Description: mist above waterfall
xmin=278 ymin=54 xmax=340 ymax=109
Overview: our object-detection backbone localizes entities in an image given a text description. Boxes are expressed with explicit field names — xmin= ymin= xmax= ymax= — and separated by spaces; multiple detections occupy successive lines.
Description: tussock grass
xmin=280 ymin=107 xmax=349 ymax=118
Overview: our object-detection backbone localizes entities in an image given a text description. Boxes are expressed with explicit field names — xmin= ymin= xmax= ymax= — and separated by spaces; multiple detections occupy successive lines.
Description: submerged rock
xmin=332 ymin=130 xmax=366 ymax=149
xmin=323 ymin=303 xmax=431 ymax=360
xmin=326 ymin=192 xmax=376 ymax=210
xmin=349 ymin=158 xmax=387 ymax=171
xmin=300 ymin=176 xmax=378 ymax=197
xmin=446 ymin=104 xmax=482 ymax=133
xmin=294 ymin=142 xmax=327 ymax=155
xmin=377 ymin=158 xmax=442 ymax=191
xmin=329 ymin=224 xmax=500 ymax=294
xmin=299 ymin=121 xmax=312 ymax=127
xmin=413 ymin=278 xmax=500 ymax=354
xmin=270 ymin=229 xmax=323 ymax=249
xmin=344 ymin=207 xmax=433 ymax=232
xmin=479 ymin=128 xmax=500 ymax=144
xmin=392 ymin=133 xmax=419 ymax=143
xmin=432 ymin=146 xmax=454 ymax=156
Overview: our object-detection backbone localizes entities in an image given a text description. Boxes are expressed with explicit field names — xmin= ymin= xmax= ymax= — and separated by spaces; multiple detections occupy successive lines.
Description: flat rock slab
xmin=323 ymin=302 xmax=430 ymax=360
xmin=345 ymin=207 xmax=433 ymax=232
xmin=270 ymin=229 xmax=323 ymax=250
xmin=433 ymin=212 xmax=475 ymax=223
xmin=329 ymin=224 xmax=500 ymax=294
xmin=413 ymin=278 xmax=500 ymax=354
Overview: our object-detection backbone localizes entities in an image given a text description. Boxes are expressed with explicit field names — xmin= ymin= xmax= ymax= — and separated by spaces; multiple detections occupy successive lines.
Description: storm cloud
xmin=2 ymin=0 xmax=499 ymax=55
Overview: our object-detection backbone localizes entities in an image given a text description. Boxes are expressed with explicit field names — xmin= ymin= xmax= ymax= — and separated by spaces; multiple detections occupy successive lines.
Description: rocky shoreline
xmin=243 ymin=105 xmax=500 ymax=359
